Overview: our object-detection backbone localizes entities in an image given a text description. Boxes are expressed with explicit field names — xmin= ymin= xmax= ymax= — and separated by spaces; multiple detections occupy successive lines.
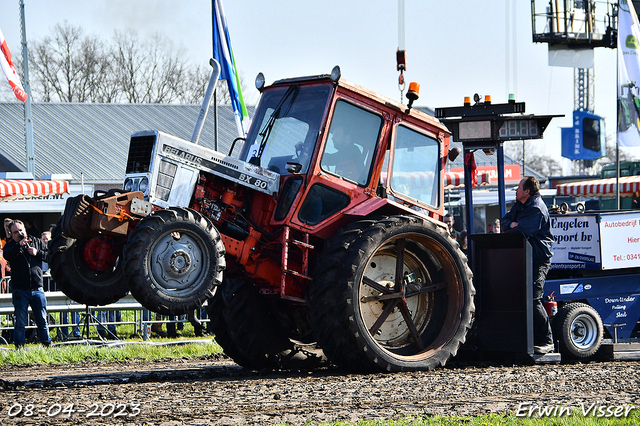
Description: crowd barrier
xmin=0 ymin=290 xmax=209 ymax=342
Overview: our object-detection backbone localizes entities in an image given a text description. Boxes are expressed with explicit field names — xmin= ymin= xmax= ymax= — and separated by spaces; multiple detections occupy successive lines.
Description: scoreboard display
xmin=435 ymin=98 xmax=562 ymax=145
xmin=446 ymin=117 xmax=554 ymax=143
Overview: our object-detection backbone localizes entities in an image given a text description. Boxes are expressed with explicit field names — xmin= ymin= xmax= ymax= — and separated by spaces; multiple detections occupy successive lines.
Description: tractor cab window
xmin=320 ymin=100 xmax=382 ymax=186
xmin=240 ymin=84 xmax=332 ymax=175
xmin=389 ymin=125 xmax=440 ymax=207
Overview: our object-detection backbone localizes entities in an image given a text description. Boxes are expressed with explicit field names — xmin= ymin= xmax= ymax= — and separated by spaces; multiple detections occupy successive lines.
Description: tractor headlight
xmin=139 ymin=177 xmax=149 ymax=194
xmin=124 ymin=178 xmax=134 ymax=192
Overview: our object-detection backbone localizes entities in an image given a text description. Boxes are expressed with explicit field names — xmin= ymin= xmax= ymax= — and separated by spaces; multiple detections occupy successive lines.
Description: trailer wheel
xmin=307 ymin=215 xmax=475 ymax=372
xmin=49 ymin=229 xmax=129 ymax=306
xmin=553 ymin=302 xmax=603 ymax=359
xmin=213 ymin=278 xmax=325 ymax=370
xmin=123 ymin=207 xmax=225 ymax=316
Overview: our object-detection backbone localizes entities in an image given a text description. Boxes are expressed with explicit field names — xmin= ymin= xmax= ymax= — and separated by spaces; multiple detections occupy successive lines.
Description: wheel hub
xmin=169 ymin=250 xmax=191 ymax=274
xmin=360 ymin=251 xmax=425 ymax=344
xmin=83 ymin=236 xmax=119 ymax=272
xmin=571 ymin=314 xmax=597 ymax=348
xmin=151 ymin=233 xmax=204 ymax=292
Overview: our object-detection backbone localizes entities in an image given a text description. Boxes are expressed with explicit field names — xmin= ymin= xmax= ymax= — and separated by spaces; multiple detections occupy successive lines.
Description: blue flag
xmin=213 ymin=0 xmax=249 ymax=137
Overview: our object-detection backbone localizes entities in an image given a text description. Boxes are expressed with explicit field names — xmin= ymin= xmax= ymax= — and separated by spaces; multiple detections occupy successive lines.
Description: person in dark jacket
xmin=501 ymin=176 xmax=554 ymax=355
xmin=3 ymin=220 xmax=51 ymax=348
xmin=0 ymin=246 xmax=10 ymax=293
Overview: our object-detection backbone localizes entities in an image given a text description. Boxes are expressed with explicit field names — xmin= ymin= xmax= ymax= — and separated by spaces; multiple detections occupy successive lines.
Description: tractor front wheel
xmin=123 ymin=207 xmax=225 ymax=316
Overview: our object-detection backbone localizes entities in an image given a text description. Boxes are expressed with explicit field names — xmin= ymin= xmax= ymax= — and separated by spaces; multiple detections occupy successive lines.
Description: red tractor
xmin=50 ymin=67 xmax=474 ymax=372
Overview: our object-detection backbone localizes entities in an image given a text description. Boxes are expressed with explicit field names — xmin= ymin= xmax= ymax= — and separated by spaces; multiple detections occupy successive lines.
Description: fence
xmin=0 ymin=289 xmax=209 ymax=342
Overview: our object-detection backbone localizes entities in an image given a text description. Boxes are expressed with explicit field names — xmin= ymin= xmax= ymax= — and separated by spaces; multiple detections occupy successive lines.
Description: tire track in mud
xmin=1 ymin=358 xmax=639 ymax=425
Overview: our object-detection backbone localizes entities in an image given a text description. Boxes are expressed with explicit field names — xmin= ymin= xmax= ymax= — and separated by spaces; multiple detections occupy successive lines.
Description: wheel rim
xmin=358 ymin=234 xmax=464 ymax=357
xmin=570 ymin=313 xmax=598 ymax=349
xmin=149 ymin=230 xmax=210 ymax=295
xmin=71 ymin=238 xmax=122 ymax=287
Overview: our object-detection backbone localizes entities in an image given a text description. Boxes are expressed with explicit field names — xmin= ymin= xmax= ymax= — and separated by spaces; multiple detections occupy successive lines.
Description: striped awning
xmin=0 ymin=180 xmax=70 ymax=200
xmin=556 ymin=175 xmax=640 ymax=198
xmin=388 ymin=171 xmax=491 ymax=190
xmin=444 ymin=171 xmax=491 ymax=189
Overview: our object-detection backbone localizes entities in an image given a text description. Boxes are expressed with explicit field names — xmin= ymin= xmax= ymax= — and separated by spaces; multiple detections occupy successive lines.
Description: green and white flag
xmin=618 ymin=0 xmax=640 ymax=146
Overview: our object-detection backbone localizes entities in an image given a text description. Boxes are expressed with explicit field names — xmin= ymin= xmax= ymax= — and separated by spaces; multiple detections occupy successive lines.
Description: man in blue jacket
xmin=3 ymin=220 xmax=51 ymax=348
xmin=502 ymin=176 xmax=554 ymax=354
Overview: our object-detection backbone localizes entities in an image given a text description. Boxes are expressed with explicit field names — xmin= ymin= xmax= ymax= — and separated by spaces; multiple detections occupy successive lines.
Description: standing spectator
xmin=40 ymin=231 xmax=51 ymax=275
xmin=60 ymin=310 xmax=81 ymax=340
xmin=443 ymin=213 xmax=460 ymax=240
xmin=457 ymin=231 xmax=468 ymax=256
xmin=490 ymin=218 xmax=501 ymax=234
xmin=1 ymin=218 xmax=12 ymax=248
xmin=0 ymin=246 xmax=10 ymax=293
xmin=3 ymin=220 xmax=51 ymax=348
xmin=42 ymin=231 xmax=80 ymax=339
xmin=501 ymin=176 xmax=554 ymax=355
xmin=97 ymin=310 xmax=120 ymax=339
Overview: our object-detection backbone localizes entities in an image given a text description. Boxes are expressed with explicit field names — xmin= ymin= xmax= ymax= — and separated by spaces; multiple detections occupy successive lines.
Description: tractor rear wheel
xmin=123 ymin=207 xmax=225 ymax=316
xmin=213 ymin=278 xmax=325 ymax=370
xmin=205 ymin=290 xmax=253 ymax=368
xmin=49 ymin=224 xmax=128 ymax=306
xmin=307 ymin=216 xmax=474 ymax=372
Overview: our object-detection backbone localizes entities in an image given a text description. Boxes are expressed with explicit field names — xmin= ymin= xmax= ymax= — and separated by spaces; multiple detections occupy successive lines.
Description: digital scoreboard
xmin=456 ymin=119 xmax=542 ymax=141
xmin=434 ymin=99 xmax=562 ymax=145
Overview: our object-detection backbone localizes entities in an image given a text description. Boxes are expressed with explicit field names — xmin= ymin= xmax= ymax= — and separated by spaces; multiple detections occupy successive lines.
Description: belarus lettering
xmin=163 ymin=145 xmax=203 ymax=165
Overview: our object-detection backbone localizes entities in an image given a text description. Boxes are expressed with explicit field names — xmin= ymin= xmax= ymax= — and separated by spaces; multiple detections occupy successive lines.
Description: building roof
xmin=0 ymin=102 xmax=250 ymax=182
xmin=0 ymin=102 xmax=542 ymax=184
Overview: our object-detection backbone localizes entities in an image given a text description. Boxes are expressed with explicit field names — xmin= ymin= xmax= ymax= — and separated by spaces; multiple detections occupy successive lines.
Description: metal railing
xmin=0 ymin=290 xmax=208 ymax=342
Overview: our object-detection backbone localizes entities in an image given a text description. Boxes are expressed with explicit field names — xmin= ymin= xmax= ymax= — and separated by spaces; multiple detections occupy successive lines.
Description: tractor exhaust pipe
xmin=191 ymin=58 xmax=222 ymax=145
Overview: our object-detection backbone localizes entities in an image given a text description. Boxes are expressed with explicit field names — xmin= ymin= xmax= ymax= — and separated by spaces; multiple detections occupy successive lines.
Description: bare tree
xmin=20 ymin=22 xmax=243 ymax=105
xmin=503 ymin=140 xmax=563 ymax=177
xmin=28 ymin=22 xmax=112 ymax=102
xmin=592 ymin=134 xmax=635 ymax=169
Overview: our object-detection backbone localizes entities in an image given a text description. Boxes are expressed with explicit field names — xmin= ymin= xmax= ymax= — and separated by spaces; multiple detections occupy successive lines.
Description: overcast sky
xmin=1 ymin=0 xmax=635 ymax=164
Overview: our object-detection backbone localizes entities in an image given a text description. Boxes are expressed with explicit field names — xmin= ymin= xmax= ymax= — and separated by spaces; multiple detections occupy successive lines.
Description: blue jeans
xmin=60 ymin=312 xmax=81 ymax=338
xmin=12 ymin=289 xmax=51 ymax=346
xmin=97 ymin=311 xmax=121 ymax=335
xmin=533 ymin=260 xmax=553 ymax=346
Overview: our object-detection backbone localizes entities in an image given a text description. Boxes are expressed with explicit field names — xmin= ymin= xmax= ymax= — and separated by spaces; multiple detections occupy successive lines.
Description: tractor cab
xmin=238 ymin=67 xmax=454 ymax=239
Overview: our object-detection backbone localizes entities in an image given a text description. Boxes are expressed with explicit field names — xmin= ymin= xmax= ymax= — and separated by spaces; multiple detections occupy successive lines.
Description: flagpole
xmin=616 ymin=1 xmax=621 ymax=210
xmin=213 ymin=0 xmax=249 ymax=139
xmin=19 ymin=0 xmax=34 ymax=177
xmin=617 ymin=37 xmax=620 ymax=210
xmin=211 ymin=0 xmax=218 ymax=152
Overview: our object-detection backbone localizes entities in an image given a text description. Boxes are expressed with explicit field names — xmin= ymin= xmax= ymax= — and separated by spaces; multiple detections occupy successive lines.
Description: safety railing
xmin=0 ymin=291 xmax=209 ymax=342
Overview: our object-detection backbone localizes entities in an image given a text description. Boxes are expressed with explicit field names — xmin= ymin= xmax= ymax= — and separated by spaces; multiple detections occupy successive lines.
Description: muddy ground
xmin=0 ymin=354 xmax=639 ymax=425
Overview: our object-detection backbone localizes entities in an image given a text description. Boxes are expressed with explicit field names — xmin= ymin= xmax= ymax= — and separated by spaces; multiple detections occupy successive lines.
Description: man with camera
xmin=3 ymin=220 xmax=51 ymax=348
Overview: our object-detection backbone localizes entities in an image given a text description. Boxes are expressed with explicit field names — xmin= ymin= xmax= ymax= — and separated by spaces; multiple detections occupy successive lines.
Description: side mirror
xmin=285 ymin=162 xmax=302 ymax=174
xmin=448 ymin=147 xmax=461 ymax=162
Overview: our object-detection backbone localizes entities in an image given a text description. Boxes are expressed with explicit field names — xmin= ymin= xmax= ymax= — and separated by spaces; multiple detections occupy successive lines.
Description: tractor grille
xmin=126 ymin=135 xmax=156 ymax=174
xmin=155 ymin=159 xmax=178 ymax=201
